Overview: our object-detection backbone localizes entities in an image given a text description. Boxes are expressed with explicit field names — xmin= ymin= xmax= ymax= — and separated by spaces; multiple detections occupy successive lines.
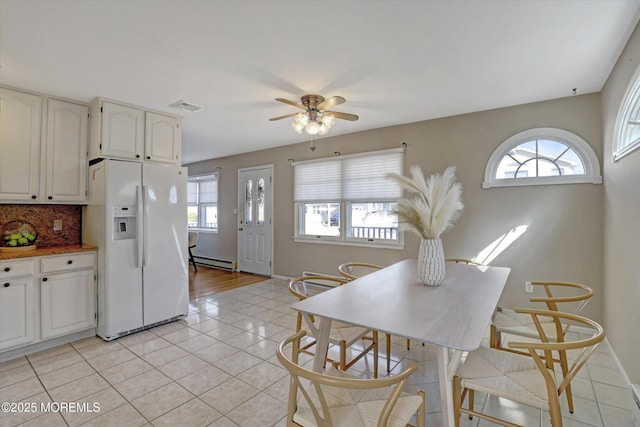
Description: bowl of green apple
xmin=1 ymin=221 xmax=37 ymax=252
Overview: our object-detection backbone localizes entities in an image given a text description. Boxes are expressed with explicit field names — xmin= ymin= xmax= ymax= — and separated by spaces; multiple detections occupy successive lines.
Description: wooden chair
xmin=188 ymin=231 xmax=199 ymax=271
xmin=489 ymin=281 xmax=594 ymax=413
xmin=277 ymin=330 xmax=426 ymax=427
xmin=454 ymin=309 xmax=604 ymax=427
xmin=338 ymin=262 xmax=411 ymax=373
xmin=289 ymin=275 xmax=379 ymax=378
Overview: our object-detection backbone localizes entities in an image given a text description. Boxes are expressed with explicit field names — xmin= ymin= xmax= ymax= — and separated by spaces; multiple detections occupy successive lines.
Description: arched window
xmin=483 ymin=128 xmax=602 ymax=188
xmin=613 ymin=64 xmax=640 ymax=161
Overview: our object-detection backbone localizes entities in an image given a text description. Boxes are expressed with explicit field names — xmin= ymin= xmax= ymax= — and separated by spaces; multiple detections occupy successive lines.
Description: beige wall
xmin=601 ymin=24 xmax=640 ymax=384
xmin=188 ymin=93 xmax=604 ymax=325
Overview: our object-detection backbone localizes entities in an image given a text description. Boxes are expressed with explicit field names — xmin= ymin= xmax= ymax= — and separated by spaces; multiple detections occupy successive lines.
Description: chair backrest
xmin=188 ymin=231 xmax=199 ymax=247
xmin=529 ymin=281 xmax=594 ymax=336
xmin=529 ymin=281 xmax=593 ymax=312
xmin=276 ymin=330 xmax=419 ymax=427
xmin=289 ymin=276 xmax=348 ymax=330
xmin=337 ymin=262 xmax=383 ymax=281
xmin=508 ymin=309 xmax=604 ymax=400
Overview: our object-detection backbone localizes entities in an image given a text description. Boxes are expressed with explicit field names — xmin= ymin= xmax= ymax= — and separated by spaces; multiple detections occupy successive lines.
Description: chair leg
xmin=468 ymin=389 xmax=475 ymax=419
xmin=386 ymin=333 xmax=391 ymax=372
xmin=407 ymin=338 xmax=411 ymax=350
xmin=417 ymin=389 xmax=426 ymax=427
xmin=373 ymin=331 xmax=379 ymax=379
xmin=559 ymin=349 xmax=574 ymax=413
xmin=490 ymin=324 xmax=498 ymax=349
xmin=188 ymin=247 xmax=197 ymax=271
xmin=453 ymin=376 xmax=461 ymax=427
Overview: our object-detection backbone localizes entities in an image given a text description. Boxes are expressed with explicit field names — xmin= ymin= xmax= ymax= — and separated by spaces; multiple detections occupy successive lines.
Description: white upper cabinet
xmin=0 ymin=88 xmax=42 ymax=201
xmin=45 ymin=99 xmax=88 ymax=202
xmin=90 ymin=98 xmax=181 ymax=165
xmin=0 ymin=87 xmax=89 ymax=204
xmin=92 ymin=100 xmax=145 ymax=160
xmin=145 ymin=111 xmax=181 ymax=164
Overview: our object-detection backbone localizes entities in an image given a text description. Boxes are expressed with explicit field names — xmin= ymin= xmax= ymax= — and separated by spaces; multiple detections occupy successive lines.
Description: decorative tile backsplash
xmin=0 ymin=205 xmax=82 ymax=247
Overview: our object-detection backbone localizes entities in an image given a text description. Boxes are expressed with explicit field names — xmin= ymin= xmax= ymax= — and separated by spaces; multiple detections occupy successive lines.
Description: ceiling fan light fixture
xmin=295 ymin=112 xmax=309 ymax=126
xmin=292 ymin=121 xmax=304 ymax=134
xmin=270 ymin=94 xmax=358 ymax=137
xmin=305 ymin=121 xmax=320 ymax=135
xmin=321 ymin=113 xmax=335 ymax=127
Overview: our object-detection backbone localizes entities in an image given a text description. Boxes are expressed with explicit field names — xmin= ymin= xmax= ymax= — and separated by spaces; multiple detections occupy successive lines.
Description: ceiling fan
xmin=269 ymin=94 xmax=358 ymax=136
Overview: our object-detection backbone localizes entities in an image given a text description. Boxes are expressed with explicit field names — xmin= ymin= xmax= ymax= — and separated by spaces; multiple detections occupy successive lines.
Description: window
xmin=188 ymin=173 xmax=218 ymax=231
xmin=292 ymin=148 xmax=404 ymax=248
xmin=614 ymin=64 xmax=640 ymax=161
xmin=483 ymin=128 xmax=602 ymax=188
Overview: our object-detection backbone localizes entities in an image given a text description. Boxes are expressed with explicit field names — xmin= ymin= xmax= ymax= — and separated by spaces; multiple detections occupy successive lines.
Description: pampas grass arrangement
xmin=387 ymin=166 xmax=464 ymax=239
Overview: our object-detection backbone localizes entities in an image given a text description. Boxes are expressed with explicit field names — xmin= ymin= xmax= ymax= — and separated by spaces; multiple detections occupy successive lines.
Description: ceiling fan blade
xmin=317 ymin=96 xmax=346 ymax=110
xmin=275 ymin=98 xmax=306 ymax=110
xmin=269 ymin=112 xmax=298 ymax=121
xmin=326 ymin=111 xmax=359 ymax=121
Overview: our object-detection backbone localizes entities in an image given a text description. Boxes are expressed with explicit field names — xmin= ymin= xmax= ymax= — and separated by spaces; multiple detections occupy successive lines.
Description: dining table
xmin=290 ymin=258 xmax=511 ymax=427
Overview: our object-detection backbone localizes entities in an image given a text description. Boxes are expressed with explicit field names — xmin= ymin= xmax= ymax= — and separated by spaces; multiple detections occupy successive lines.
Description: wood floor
xmin=188 ymin=265 xmax=270 ymax=299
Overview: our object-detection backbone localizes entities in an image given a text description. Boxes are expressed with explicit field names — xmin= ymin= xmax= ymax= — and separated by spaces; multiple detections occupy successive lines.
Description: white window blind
xmin=293 ymin=149 xmax=403 ymax=202
xmin=187 ymin=182 xmax=198 ymax=204
xmin=294 ymin=160 xmax=342 ymax=201
xmin=188 ymin=173 xmax=218 ymax=203
xmin=199 ymin=179 xmax=217 ymax=203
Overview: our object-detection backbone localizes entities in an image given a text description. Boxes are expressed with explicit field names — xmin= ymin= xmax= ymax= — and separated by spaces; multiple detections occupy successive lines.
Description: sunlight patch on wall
xmin=474 ymin=225 xmax=528 ymax=265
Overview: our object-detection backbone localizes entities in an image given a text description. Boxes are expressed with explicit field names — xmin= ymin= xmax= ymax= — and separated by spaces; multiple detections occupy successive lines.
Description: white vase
xmin=418 ymin=238 xmax=446 ymax=286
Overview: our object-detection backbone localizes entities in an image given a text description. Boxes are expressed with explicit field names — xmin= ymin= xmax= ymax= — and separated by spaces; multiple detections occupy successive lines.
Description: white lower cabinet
xmin=0 ymin=276 xmax=35 ymax=351
xmin=41 ymin=269 xmax=95 ymax=339
xmin=0 ymin=251 xmax=96 ymax=354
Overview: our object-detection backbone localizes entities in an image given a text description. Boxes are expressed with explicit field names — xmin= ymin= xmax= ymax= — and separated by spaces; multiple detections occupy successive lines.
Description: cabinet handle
xmin=136 ymin=154 xmax=140 ymax=158
xmin=42 ymin=277 xmax=48 ymax=282
xmin=3 ymin=267 xmax=10 ymax=272
xmin=146 ymin=156 xmax=151 ymax=160
xmin=48 ymin=196 xmax=53 ymax=200
xmin=67 ymin=260 xmax=73 ymax=265
xmin=3 ymin=283 xmax=9 ymax=288
xmin=31 ymin=195 xmax=37 ymax=199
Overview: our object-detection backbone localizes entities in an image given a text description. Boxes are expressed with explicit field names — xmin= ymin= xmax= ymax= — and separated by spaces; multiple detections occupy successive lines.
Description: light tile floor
xmin=0 ymin=278 xmax=635 ymax=426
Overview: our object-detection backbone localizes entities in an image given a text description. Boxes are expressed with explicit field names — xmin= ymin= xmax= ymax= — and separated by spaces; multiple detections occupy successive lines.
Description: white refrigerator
xmin=83 ymin=159 xmax=189 ymax=340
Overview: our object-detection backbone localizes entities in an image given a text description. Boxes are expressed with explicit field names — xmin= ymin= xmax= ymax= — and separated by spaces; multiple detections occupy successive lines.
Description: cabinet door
xmin=0 ymin=277 xmax=35 ymax=351
xmin=45 ymin=99 xmax=88 ymax=202
xmin=0 ymin=88 xmax=42 ymax=202
xmin=145 ymin=112 xmax=181 ymax=164
xmin=41 ymin=270 xmax=96 ymax=339
xmin=100 ymin=102 xmax=144 ymax=160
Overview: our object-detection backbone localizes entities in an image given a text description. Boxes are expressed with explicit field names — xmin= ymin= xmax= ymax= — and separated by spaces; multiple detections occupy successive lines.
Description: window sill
xmin=483 ymin=175 xmax=602 ymax=189
xmin=293 ymin=236 xmax=404 ymax=250
xmin=613 ymin=140 xmax=640 ymax=162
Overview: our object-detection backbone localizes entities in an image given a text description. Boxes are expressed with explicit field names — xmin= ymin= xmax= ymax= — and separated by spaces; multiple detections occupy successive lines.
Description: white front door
xmin=237 ymin=165 xmax=273 ymax=276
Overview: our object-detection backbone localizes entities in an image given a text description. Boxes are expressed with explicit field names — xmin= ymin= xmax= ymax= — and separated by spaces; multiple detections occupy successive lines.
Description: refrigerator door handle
xmin=136 ymin=185 xmax=144 ymax=268
xmin=143 ymin=185 xmax=151 ymax=267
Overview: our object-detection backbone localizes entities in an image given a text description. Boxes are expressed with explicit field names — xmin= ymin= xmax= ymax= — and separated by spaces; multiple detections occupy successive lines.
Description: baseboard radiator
xmin=193 ymin=256 xmax=237 ymax=271
xmin=301 ymin=271 xmax=344 ymax=287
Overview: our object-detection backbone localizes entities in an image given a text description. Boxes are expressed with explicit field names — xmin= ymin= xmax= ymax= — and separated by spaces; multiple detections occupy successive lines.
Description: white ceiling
xmin=1 ymin=1 xmax=639 ymax=164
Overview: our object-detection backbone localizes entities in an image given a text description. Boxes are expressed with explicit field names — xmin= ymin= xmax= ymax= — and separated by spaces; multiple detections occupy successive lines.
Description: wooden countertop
xmin=0 ymin=244 xmax=97 ymax=261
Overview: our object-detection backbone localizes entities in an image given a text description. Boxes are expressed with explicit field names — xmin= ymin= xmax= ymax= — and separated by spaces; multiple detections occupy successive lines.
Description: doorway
xmin=237 ymin=165 xmax=273 ymax=276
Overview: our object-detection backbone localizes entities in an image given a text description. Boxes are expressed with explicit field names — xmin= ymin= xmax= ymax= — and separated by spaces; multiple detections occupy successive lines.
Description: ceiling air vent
xmin=170 ymin=100 xmax=203 ymax=113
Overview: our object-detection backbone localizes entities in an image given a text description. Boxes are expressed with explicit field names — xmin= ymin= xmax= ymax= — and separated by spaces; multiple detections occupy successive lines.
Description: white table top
xmin=291 ymin=259 xmax=510 ymax=352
